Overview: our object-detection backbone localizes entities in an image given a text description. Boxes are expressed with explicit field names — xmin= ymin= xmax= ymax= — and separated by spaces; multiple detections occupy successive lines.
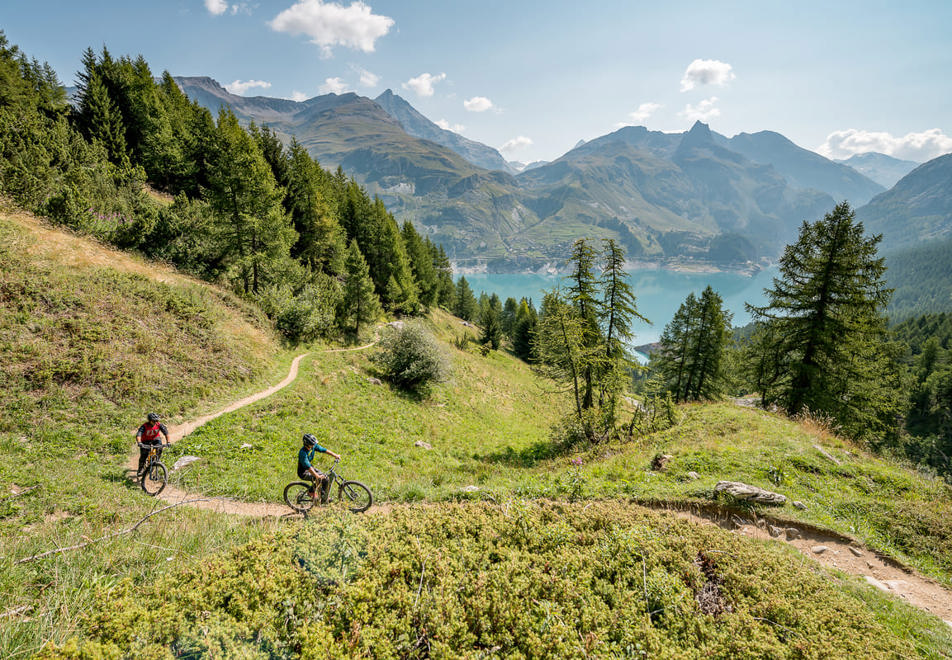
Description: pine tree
xmin=433 ymin=244 xmax=455 ymax=308
xmin=454 ymin=276 xmax=478 ymax=321
xmin=339 ymin=240 xmax=381 ymax=337
xmin=747 ymin=202 xmax=903 ymax=440
xmin=206 ymin=109 xmax=295 ymax=295
xmin=501 ymin=297 xmax=519 ymax=337
xmin=511 ymin=298 xmax=537 ymax=360
xmin=77 ymin=68 xmax=128 ymax=164
xmin=402 ymin=221 xmax=439 ymax=308
xmin=480 ymin=303 xmax=503 ymax=350
xmin=655 ymin=287 xmax=731 ymax=402
xmin=598 ymin=239 xmax=648 ymax=413
xmin=566 ymin=239 xmax=602 ymax=410
xmin=285 ymin=140 xmax=345 ymax=275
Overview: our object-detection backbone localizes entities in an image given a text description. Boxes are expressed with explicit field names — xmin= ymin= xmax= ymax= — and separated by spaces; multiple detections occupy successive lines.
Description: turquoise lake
xmin=463 ymin=267 xmax=777 ymax=345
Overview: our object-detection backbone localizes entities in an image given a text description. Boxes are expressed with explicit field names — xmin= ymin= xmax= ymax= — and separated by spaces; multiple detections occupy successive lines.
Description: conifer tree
xmin=480 ymin=303 xmax=503 ymax=350
xmin=339 ymin=240 xmax=381 ymax=336
xmin=598 ymin=239 xmax=648 ymax=413
xmin=402 ymin=221 xmax=439 ymax=308
xmin=206 ymin=109 xmax=295 ymax=295
xmin=454 ymin=276 xmax=479 ymax=321
xmin=654 ymin=287 xmax=731 ymax=402
xmin=432 ymin=244 xmax=456 ymax=308
xmin=501 ymin=297 xmax=519 ymax=337
xmin=747 ymin=202 xmax=903 ymax=440
xmin=511 ymin=298 xmax=537 ymax=360
xmin=285 ymin=140 xmax=345 ymax=275
xmin=77 ymin=68 xmax=128 ymax=164
xmin=566 ymin=239 xmax=603 ymax=410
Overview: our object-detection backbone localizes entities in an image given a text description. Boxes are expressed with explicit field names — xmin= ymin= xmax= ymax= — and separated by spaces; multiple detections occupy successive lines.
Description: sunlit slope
xmin=0 ymin=208 xmax=283 ymax=443
xmin=167 ymin=309 xmax=568 ymax=501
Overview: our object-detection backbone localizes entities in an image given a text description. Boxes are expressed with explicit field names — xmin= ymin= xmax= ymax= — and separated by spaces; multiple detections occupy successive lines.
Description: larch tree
xmin=747 ymin=202 xmax=904 ymax=441
xmin=206 ymin=108 xmax=295 ymax=295
xmin=339 ymin=239 xmax=381 ymax=337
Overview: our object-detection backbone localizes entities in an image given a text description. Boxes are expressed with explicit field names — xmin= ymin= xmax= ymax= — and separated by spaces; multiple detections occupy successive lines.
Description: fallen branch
xmin=1 ymin=485 xmax=39 ymax=504
xmin=16 ymin=499 xmax=207 ymax=565
xmin=0 ymin=605 xmax=32 ymax=619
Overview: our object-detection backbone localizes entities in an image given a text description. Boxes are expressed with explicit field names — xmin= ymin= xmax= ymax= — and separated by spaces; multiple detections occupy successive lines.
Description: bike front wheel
xmin=140 ymin=462 xmax=168 ymax=496
xmin=284 ymin=481 xmax=317 ymax=513
xmin=338 ymin=480 xmax=373 ymax=513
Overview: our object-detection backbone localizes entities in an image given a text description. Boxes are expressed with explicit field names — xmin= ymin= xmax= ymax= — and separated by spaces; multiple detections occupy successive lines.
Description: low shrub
xmin=371 ymin=323 xmax=451 ymax=393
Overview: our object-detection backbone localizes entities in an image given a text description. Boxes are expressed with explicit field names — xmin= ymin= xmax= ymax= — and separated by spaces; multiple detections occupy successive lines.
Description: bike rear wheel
xmin=338 ymin=480 xmax=373 ymax=513
xmin=140 ymin=462 xmax=167 ymax=496
xmin=284 ymin=481 xmax=317 ymax=513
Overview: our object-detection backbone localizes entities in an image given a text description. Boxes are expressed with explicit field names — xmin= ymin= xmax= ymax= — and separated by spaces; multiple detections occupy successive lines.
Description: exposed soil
xmin=646 ymin=501 xmax=952 ymax=623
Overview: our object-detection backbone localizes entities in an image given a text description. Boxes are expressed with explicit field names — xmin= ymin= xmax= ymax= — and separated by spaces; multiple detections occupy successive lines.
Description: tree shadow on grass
xmin=479 ymin=437 xmax=580 ymax=469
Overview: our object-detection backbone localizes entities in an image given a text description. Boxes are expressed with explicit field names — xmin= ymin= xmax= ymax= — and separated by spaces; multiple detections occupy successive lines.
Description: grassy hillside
xmin=5 ymin=209 xmax=952 ymax=657
xmin=44 ymin=502 xmax=951 ymax=658
xmin=167 ymin=310 xmax=568 ymax=502
xmin=0 ymin=208 xmax=295 ymax=657
xmin=162 ymin=312 xmax=952 ymax=589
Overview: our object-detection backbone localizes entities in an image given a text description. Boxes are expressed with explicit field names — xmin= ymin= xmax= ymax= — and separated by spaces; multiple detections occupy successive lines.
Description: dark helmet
xmin=147 ymin=412 xmax=160 ymax=422
xmin=302 ymin=433 xmax=318 ymax=448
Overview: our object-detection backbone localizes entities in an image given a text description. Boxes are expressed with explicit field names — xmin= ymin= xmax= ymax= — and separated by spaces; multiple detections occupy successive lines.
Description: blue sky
xmin=3 ymin=0 xmax=951 ymax=164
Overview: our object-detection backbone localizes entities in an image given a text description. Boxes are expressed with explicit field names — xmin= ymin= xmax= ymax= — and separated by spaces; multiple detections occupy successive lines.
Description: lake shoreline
xmin=453 ymin=259 xmax=767 ymax=278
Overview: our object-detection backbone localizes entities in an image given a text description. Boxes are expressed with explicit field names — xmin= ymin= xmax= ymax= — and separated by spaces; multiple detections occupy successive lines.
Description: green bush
xmin=259 ymin=275 xmax=341 ymax=343
xmin=371 ymin=323 xmax=451 ymax=393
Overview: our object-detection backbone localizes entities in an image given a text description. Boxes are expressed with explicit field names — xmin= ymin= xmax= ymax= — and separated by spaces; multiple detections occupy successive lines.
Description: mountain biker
xmin=298 ymin=433 xmax=341 ymax=501
xmin=136 ymin=412 xmax=170 ymax=476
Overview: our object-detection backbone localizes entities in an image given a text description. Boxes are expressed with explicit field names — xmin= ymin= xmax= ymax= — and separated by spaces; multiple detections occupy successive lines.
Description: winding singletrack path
xmin=123 ymin=340 xmax=952 ymax=625
xmin=125 ymin=338 xmax=380 ymax=517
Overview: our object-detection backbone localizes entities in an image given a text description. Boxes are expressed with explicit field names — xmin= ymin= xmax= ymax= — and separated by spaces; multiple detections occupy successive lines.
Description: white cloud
xmin=435 ymin=119 xmax=465 ymax=133
xmin=500 ymin=136 xmax=532 ymax=153
xmin=680 ymin=59 xmax=735 ymax=92
xmin=224 ymin=79 xmax=272 ymax=95
xmin=355 ymin=67 xmax=379 ymax=87
xmin=204 ymin=0 xmax=229 ymax=15
xmin=269 ymin=0 xmax=394 ymax=57
xmin=617 ymin=102 xmax=662 ymax=127
xmin=319 ymin=77 xmax=351 ymax=94
xmin=463 ymin=96 xmax=493 ymax=112
xmin=402 ymin=72 xmax=446 ymax=97
xmin=289 ymin=90 xmax=309 ymax=102
xmin=679 ymin=96 xmax=720 ymax=122
xmin=817 ymin=128 xmax=952 ymax=162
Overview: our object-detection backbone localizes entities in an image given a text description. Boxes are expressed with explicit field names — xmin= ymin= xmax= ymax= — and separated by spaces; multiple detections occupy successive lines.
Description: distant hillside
xmin=885 ymin=236 xmax=952 ymax=319
xmin=723 ymin=131 xmax=884 ymax=205
xmin=837 ymin=152 xmax=920 ymax=188
xmin=857 ymin=153 xmax=952 ymax=250
xmin=174 ymin=77 xmax=885 ymax=270
xmin=519 ymin=122 xmax=833 ymax=260
xmin=374 ymin=89 xmax=515 ymax=174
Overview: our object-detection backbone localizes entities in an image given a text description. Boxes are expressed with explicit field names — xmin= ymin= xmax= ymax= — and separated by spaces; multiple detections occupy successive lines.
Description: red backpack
xmin=141 ymin=422 xmax=162 ymax=443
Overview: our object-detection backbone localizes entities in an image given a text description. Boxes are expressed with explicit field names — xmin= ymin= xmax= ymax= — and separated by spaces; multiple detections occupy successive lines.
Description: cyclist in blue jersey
xmin=298 ymin=433 xmax=341 ymax=501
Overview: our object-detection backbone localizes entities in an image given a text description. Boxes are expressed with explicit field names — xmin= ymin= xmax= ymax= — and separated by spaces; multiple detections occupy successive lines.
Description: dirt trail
xmin=124 ymin=342 xmax=952 ymax=627
xmin=645 ymin=502 xmax=952 ymax=623
xmin=125 ymin=339 xmax=380 ymax=518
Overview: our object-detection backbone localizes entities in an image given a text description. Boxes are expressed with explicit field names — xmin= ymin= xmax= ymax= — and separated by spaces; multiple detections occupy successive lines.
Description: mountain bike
xmin=283 ymin=458 xmax=373 ymax=514
xmin=136 ymin=442 xmax=170 ymax=496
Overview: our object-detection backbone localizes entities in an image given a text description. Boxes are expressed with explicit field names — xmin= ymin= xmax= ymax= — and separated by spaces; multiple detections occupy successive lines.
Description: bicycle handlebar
xmin=136 ymin=442 xmax=171 ymax=449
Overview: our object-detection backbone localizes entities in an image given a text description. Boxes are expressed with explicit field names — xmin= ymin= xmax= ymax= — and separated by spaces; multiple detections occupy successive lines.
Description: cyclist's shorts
xmin=297 ymin=470 xmax=324 ymax=482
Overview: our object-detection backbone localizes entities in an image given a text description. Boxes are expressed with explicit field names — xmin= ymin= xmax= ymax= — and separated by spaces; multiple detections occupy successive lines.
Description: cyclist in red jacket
xmin=135 ymin=412 xmax=170 ymax=476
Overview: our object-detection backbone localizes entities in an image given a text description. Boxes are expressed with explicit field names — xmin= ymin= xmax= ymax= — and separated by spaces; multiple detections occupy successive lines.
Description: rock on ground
xmin=714 ymin=481 xmax=786 ymax=505
xmin=172 ymin=456 xmax=202 ymax=471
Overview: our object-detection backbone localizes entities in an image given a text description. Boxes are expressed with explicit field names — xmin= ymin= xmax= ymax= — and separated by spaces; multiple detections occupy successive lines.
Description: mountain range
xmin=174 ymin=77 xmax=946 ymax=272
